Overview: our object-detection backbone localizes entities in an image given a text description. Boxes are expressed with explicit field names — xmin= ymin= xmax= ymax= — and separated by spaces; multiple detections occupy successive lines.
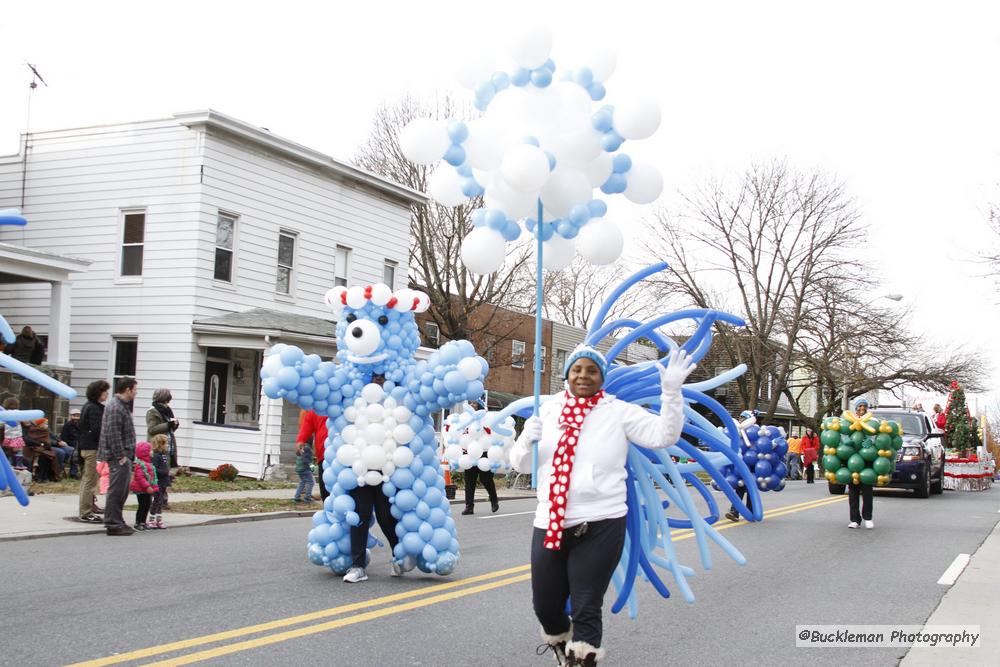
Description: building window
xmin=715 ymin=367 xmax=728 ymax=397
xmin=276 ymin=231 xmax=296 ymax=294
xmin=383 ymin=260 xmax=397 ymax=289
xmin=112 ymin=337 xmax=138 ymax=388
xmin=214 ymin=212 xmax=236 ymax=282
xmin=120 ymin=211 xmax=145 ymax=276
xmin=425 ymin=322 xmax=440 ymax=348
xmin=334 ymin=245 xmax=351 ymax=287
xmin=512 ymin=339 xmax=525 ymax=369
xmin=555 ymin=349 xmax=567 ymax=376
xmin=540 ymin=345 xmax=547 ymax=371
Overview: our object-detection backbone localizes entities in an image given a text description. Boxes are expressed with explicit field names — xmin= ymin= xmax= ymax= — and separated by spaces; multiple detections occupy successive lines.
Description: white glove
xmin=522 ymin=416 xmax=543 ymax=442
xmin=657 ymin=349 xmax=697 ymax=392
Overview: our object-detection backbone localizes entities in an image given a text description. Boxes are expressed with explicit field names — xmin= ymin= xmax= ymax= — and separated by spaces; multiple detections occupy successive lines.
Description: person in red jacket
xmin=297 ymin=410 xmax=329 ymax=501
xmin=130 ymin=441 xmax=159 ymax=531
xmin=800 ymin=427 xmax=820 ymax=484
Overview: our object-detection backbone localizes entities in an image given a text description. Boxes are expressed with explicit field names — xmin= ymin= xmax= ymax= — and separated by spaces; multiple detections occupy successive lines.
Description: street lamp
xmin=840 ymin=293 xmax=904 ymax=411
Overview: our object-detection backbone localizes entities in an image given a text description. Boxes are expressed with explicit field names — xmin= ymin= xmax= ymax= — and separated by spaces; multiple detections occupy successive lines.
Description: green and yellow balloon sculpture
xmin=820 ymin=410 xmax=902 ymax=486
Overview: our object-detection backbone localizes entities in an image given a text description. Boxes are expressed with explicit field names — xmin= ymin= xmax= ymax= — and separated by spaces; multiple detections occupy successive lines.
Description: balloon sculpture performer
xmin=0 ymin=208 xmax=78 ymax=506
xmin=820 ymin=397 xmax=902 ymax=529
xmin=440 ymin=408 xmax=516 ymax=515
xmin=261 ymin=283 xmax=489 ymax=580
xmin=445 ymin=264 xmax=759 ymax=665
xmin=723 ymin=410 xmax=788 ymax=522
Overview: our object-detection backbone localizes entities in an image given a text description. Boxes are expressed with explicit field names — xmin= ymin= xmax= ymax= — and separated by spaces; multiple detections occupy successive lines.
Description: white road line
xmin=477 ymin=510 xmax=536 ymax=520
xmin=937 ymin=554 xmax=971 ymax=585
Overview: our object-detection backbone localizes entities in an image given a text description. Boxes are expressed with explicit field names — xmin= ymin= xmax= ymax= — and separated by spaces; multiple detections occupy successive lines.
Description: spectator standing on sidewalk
xmin=98 ymin=377 xmax=139 ymax=536
xmin=149 ymin=434 xmax=171 ymax=529
xmin=296 ymin=410 xmax=329 ymax=501
xmin=77 ymin=380 xmax=109 ymax=522
xmin=785 ymin=434 xmax=802 ymax=480
xmin=293 ymin=440 xmax=315 ymax=503
xmin=130 ymin=441 xmax=159 ymax=531
xmin=800 ymin=427 xmax=820 ymax=484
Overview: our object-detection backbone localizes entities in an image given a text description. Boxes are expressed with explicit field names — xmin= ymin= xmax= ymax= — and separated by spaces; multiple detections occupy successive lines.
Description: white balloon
xmin=552 ymin=118 xmax=603 ymax=165
xmin=444 ymin=445 xmax=462 ymax=462
xmin=585 ymin=46 xmax=618 ymax=81
xmin=361 ymin=383 xmax=385 ymax=404
xmin=508 ymin=26 xmax=553 ymax=69
xmin=336 ymin=444 xmax=359 ymax=466
xmin=477 ymin=458 xmax=492 ymax=472
xmin=576 ymin=219 xmax=624 ymax=265
xmin=461 ymin=228 xmax=507 ymax=275
xmin=352 ymin=460 xmax=367 ymax=477
xmin=487 ymin=445 xmax=504 ymax=462
xmin=614 ymin=97 xmax=662 ymax=140
xmin=484 ymin=179 xmax=537 ymax=221
xmin=399 ymin=118 xmax=451 ymax=165
xmin=458 ymin=453 xmax=475 ymax=470
xmin=341 ymin=425 xmax=358 ymax=445
xmin=392 ymin=446 xmax=415 ymax=468
xmin=540 ymin=167 xmax=591 ymax=218
xmin=428 ymin=165 xmax=468 ymax=208
xmin=464 ymin=120 xmax=506 ymax=170
xmin=353 ymin=414 xmax=369 ymax=430
xmin=458 ymin=356 xmax=483 ymax=381
xmin=365 ymin=423 xmax=387 ymax=445
xmin=343 ymin=406 xmax=358 ymax=422
xmin=393 ymin=406 xmax=412 ymax=423
xmin=624 ymin=163 xmax=663 ymax=204
xmin=554 ymin=81 xmax=593 ymax=117
xmin=455 ymin=55 xmax=495 ymax=89
xmin=364 ymin=470 xmax=383 ymax=487
xmin=362 ymin=445 xmax=386 ymax=470
xmin=500 ymin=144 xmax=551 ymax=192
xmin=467 ymin=441 xmax=484 ymax=459
xmin=370 ymin=283 xmax=392 ymax=306
xmin=364 ymin=403 xmax=385 ymax=422
xmin=393 ymin=423 xmax=416 ymax=445
xmin=582 ymin=153 xmax=614 ymax=188
xmin=543 ymin=235 xmax=576 ymax=271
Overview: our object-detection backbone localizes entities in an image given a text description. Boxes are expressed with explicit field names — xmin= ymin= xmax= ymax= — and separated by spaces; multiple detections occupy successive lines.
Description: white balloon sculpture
xmin=440 ymin=411 xmax=517 ymax=473
xmin=400 ymin=28 xmax=664 ymax=274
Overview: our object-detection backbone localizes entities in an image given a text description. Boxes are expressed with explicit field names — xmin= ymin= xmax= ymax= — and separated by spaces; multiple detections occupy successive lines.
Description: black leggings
xmin=531 ymin=516 xmax=627 ymax=648
xmin=464 ymin=466 xmax=497 ymax=507
xmin=729 ymin=484 xmax=753 ymax=514
xmin=135 ymin=493 xmax=152 ymax=525
xmin=349 ymin=485 xmax=399 ymax=568
xmin=848 ymin=483 xmax=873 ymax=523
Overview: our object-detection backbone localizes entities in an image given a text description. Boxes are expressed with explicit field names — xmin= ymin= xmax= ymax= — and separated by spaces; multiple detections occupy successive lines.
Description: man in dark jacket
xmin=97 ymin=377 xmax=138 ymax=536
xmin=78 ymin=380 xmax=110 ymax=522
xmin=6 ymin=325 xmax=45 ymax=364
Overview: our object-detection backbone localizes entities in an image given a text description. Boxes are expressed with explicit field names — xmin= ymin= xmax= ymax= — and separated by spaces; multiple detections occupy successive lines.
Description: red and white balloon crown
xmin=324 ymin=283 xmax=430 ymax=317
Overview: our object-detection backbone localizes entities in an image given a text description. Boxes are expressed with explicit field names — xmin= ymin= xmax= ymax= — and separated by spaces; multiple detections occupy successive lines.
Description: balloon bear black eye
xmin=346 ymin=314 xmax=357 ymax=323
xmin=378 ymin=315 xmax=389 ymax=326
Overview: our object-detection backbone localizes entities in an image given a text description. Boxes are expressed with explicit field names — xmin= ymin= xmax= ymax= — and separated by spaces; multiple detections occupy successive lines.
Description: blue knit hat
xmin=563 ymin=345 xmax=607 ymax=380
xmin=854 ymin=397 xmax=870 ymax=409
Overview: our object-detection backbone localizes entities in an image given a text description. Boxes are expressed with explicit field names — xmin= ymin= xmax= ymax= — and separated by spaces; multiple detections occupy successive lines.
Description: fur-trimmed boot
xmin=537 ymin=626 xmax=572 ymax=666
xmin=565 ymin=640 xmax=604 ymax=666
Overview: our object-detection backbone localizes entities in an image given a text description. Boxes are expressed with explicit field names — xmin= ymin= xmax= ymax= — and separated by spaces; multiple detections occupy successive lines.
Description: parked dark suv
xmin=828 ymin=408 xmax=945 ymax=498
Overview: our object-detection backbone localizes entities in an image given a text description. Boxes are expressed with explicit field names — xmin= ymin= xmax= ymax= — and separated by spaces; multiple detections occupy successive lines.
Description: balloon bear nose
xmin=351 ymin=327 xmax=363 ymax=338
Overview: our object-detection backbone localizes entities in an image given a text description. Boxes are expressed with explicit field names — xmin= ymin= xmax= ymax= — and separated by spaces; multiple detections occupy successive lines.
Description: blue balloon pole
xmin=532 ymin=199 xmax=544 ymax=489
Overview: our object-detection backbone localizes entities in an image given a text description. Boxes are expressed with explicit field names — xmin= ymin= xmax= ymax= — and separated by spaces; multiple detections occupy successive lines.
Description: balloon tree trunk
xmin=532 ymin=199 xmax=544 ymax=489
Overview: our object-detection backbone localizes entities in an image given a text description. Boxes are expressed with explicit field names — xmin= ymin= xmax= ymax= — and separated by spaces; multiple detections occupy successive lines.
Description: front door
xmin=203 ymin=361 xmax=229 ymax=424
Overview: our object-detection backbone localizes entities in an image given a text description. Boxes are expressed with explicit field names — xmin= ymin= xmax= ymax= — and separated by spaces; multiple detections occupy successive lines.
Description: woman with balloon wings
xmin=509 ymin=345 xmax=697 ymax=667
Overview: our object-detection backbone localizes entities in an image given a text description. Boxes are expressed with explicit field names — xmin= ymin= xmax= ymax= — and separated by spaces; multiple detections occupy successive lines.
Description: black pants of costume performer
xmin=349 ymin=484 xmax=399 ymax=568
xmin=464 ymin=467 xmax=498 ymax=508
xmin=531 ymin=516 xmax=627 ymax=648
xmin=848 ymin=483 xmax=873 ymax=523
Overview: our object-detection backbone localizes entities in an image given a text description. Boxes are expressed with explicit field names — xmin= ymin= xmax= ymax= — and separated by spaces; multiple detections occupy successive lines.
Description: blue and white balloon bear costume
xmin=261 ymin=283 xmax=489 ymax=576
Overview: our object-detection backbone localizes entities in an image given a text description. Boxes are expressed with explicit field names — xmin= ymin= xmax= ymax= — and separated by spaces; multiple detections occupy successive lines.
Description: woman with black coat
xmin=77 ymin=380 xmax=109 ymax=522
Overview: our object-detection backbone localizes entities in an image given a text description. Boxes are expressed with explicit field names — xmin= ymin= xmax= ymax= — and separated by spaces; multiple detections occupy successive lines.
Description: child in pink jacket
xmin=130 ymin=441 xmax=159 ymax=531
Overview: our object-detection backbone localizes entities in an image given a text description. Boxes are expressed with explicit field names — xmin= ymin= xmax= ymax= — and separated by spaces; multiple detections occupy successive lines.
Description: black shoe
xmin=107 ymin=526 xmax=135 ymax=536
xmin=724 ymin=509 xmax=740 ymax=522
xmin=461 ymin=506 xmax=474 ymax=515
xmin=491 ymin=500 xmax=500 ymax=513
xmin=134 ymin=523 xmax=147 ymax=531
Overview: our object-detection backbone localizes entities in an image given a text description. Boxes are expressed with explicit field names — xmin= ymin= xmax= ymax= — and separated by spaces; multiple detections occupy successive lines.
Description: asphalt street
xmin=7 ymin=482 xmax=998 ymax=667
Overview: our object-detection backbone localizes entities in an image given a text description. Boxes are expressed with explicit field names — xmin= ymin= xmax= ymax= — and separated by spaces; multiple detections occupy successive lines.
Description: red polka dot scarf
xmin=544 ymin=390 xmax=605 ymax=550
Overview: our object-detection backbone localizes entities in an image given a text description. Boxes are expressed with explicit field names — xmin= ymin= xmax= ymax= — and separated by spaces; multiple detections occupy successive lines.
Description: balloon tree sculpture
xmin=261 ymin=284 xmax=489 ymax=576
xmin=440 ymin=407 xmax=516 ymax=474
xmin=0 ymin=208 xmax=78 ymax=506
xmin=451 ymin=264 xmax=759 ymax=614
xmin=820 ymin=404 xmax=902 ymax=488
xmin=400 ymin=28 xmax=666 ymax=485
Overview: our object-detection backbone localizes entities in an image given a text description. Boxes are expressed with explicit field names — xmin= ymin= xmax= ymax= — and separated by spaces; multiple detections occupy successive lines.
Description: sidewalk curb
xmin=0 ymin=494 xmax=539 ymax=543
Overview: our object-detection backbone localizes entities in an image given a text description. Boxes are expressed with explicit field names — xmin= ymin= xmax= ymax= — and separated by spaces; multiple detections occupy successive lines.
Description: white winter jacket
xmin=510 ymin=390 xmax=685 ymax=530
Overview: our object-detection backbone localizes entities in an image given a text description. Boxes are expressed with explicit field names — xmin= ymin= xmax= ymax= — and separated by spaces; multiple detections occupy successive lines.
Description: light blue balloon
xmin=542 ymin=58 xmax=556 ymax=71
xmin=539 ymin=222 xmax=555 ymax=241
xmin=484 ymin=209 xmax=506 ymax=230
xmin=401 ymin=511 xmax=422 ymax=531
xmin=310 ymin=524 xmax=332 ymax=545
xmin=465 ymin=380 xmax=484 ymax=400
xmin=587 ymin=81 xmax=606 ymax=101
xmin=262 ymin=377 xmax=281 ymax=397
xmin=280 ymin=346 xmax=304 ymax=365
xmin=447 ymin=120 xmax=469 ymax=143
xmin=531 ymin=68 xmax=552 ymax=87
xmin=501 ymin=222 xmax=521 ymax=241
xmin=521 ymin=135 xmax=540 ymax=147
xmin=436 ymin=552 xmax=457 ymax=576
xmin=431 ymin=528 xmax=452 ymax=551
xmin=601 ymin=173 xmax=628 ymax=195
xmin=491 ymin=71 xmax=510 ymax=90
xmin=402 ymin=532 xmax=424 ymax=556
xmin=443 ymin=370 xmax=467 ymax=394
xmin=443 ymin=144 xmax=466 ymax=166
xmin=602 ymin=131 xmax=624 ymax=152
xmin=422 ymin=544 xmax=438 ymax=563
xmin=412 ymin=479 xmax=427 ymax=498
xmin=307 ymin=544 xmax=326 ymax=565
xmin=424 ymin=487 xmax=443 ymax=507
xmin=336 ymin=469 xmax=357 ymax=490
xmin=395 ymin=489 xmax=418 ymax=511
xmin=569 ymin=204 xmax=590 ymax=225
xmin=312 ymin=511 xmax=327 ymax=527
xmin=612 ymin=154 xmax=633 ymax=174
xmin=277 ymin=366 xmax=299 ymax=390
xmin=545 ymin=151 xmax=557 ymax=171
xmin=592 ymin=107 xmax=614 ymax=133
xmin=418 ymin=521 xmax=434 ymax=541
xmin=428 ymin=507 xmax=447 ymax=528
xmin=511 ymin=67 xmax=531 ymax=86
xmin=573 ymin=67 xmax=594 ymax=87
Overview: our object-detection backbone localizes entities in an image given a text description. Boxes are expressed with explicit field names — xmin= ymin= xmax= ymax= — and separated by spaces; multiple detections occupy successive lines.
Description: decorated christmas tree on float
xmin=943 ymin=380 xmax=973 ymax=453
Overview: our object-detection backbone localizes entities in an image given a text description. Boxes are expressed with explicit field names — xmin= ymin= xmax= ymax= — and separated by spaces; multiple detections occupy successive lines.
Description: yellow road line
xmin=75 ymin=494 xmax=845 ymax=667
xmin=65 ymin=565 xmax=530 ymax=667
xmin=140 ymin=573 xmax=534 ymax=667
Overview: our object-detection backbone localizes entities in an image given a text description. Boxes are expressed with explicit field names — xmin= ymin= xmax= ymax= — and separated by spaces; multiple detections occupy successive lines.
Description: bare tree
xmin=354 ymin=95 xmax=531 ymax=358
xmin=537 ymin=259 xmax=649 ymax=328
xmin=783 ymin=277 xmax=987 ymax=429
xmin=642 ymin=161 xmax=866 ymax=420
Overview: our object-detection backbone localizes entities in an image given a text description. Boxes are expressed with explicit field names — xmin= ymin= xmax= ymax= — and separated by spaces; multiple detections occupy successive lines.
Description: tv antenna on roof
xmin=25 ymin=62 xmax=48 ymax=89
xmin=21 ymin=62 xmax=48 ymax=208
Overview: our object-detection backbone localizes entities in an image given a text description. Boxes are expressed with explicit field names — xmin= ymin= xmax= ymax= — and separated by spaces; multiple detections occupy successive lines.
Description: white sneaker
xmin=848 ymin=522 xmax=859 ymax=529
xmin=864 ymin=520 xmax=874 ymax=529
xmin=342 ymin=567 xmax=367 ymax=583
xmin=390 ymin=560 xmax=404 ymax=577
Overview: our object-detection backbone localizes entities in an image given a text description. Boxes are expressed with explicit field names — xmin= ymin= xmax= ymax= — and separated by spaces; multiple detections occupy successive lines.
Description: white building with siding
xmin=0 ymin=110 xmax=423 ymax=477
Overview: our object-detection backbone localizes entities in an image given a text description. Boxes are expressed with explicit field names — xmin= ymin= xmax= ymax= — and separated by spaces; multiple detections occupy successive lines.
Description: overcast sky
xmin=1 ymin=1 xmax=998 ymax=411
